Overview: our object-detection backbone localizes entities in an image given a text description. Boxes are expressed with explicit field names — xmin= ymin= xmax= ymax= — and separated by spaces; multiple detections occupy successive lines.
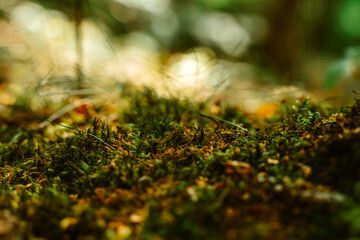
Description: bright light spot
xmin=114 ymin=0 xmax=170 ymax=15
xmin=102 ymin=32 xmax=161 ymax=87
xmin=82 ymin=20 xmax=113 ymax=65
xmin=43 ymin=10 xmax=69 ymax=39
xmin=167 ymin=48 xmax=215 ymax=90
xmin=10 ymin=2 xmax=45 ymax=33
xmin=193 ymin=12 xmax=250 ymax=57
xmin=178 ymin=60 xmax=198 ymax=76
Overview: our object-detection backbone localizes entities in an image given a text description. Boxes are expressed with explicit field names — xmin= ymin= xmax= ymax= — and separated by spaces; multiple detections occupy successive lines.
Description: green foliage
xmin=325 ymin=59 xmax=347 ymax=90
xmin=336 ymin=0 xmax=360 ymax=38
xmin=325 ymin=45 xmax=360 ymax=89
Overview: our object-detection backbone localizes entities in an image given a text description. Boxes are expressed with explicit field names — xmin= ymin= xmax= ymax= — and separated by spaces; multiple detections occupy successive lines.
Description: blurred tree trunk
xmin=263 ymin=0 xmax=302 ymax=82
xmin=75 ymin=0 xmax=84 ymax=90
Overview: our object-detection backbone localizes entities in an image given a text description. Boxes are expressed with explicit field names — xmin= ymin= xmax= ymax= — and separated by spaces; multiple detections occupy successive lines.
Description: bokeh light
xmin=0 ymin=0 xmax=359 ymax=110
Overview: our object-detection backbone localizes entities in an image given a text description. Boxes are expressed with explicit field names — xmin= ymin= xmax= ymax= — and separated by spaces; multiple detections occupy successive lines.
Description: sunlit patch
xmin=43 ymin=11 xmax=70 ymax=40
xmin=164 ymin=48 xmax=217 ymax=98
xmin=122 ymin=32 xmax=159 ymax=56
xmin=193 ymin=12 xmax=250 ymax=57
xmin=81 ymin=20 xmax=113 ymax=66
xmin=254 ymin=103 xmax=277 ymax=118
xmin=0 ymin=0 xmax=314 ymax=113
xmin=6 ymin=1 xmax=161 ymax=99
xmin=9 ymin=2 xmax=76 ymax=75
xmin=10 ymin=2 xmax=45 ymax=33
xmin=0 ymin=85 xmax=16 ymax=105
xmin=2 ymin=1 xmax=265 ymax=108
xmin=99 ymin=32 xmax=161 ymax=88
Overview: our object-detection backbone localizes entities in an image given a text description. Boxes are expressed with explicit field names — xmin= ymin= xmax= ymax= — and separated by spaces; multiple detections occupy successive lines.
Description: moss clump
xmin=1 ymin=88 xmax=360 ymax=239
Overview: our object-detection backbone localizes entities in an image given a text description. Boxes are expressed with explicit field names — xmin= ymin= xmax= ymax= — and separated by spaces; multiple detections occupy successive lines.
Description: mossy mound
xmin=1 ymin=88 xmax=360 ymax=239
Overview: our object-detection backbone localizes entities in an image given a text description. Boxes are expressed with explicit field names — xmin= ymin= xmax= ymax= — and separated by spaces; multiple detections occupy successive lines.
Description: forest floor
xmin=1 ymin=87 xmax=360 ymax=240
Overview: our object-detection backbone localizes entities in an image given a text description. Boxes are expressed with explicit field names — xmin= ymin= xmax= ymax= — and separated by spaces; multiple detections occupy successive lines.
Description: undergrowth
xmin=1 ymin=88 xmax=360 ymax=239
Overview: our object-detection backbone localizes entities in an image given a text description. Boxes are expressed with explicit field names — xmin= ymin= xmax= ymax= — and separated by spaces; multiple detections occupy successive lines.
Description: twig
xmin=198 ymin=112 xmax=255 ymax=135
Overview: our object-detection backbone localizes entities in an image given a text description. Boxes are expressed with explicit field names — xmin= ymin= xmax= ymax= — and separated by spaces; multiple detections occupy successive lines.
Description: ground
xmin=1 ymin=87 xmax=360 ymax=240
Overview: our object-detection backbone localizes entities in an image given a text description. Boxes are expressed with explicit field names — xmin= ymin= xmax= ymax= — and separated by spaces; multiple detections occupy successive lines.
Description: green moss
xmin=1 ymin=88 xmax=360 ymax=239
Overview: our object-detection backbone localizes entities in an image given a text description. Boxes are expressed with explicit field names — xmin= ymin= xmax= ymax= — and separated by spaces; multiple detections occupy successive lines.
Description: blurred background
xmin=0 ymin=0 xmax=360 ymax=114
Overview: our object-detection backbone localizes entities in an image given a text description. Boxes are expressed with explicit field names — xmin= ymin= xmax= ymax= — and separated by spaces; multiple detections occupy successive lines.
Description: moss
xmin=1 ymin=88 xmax=360 ymax=239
